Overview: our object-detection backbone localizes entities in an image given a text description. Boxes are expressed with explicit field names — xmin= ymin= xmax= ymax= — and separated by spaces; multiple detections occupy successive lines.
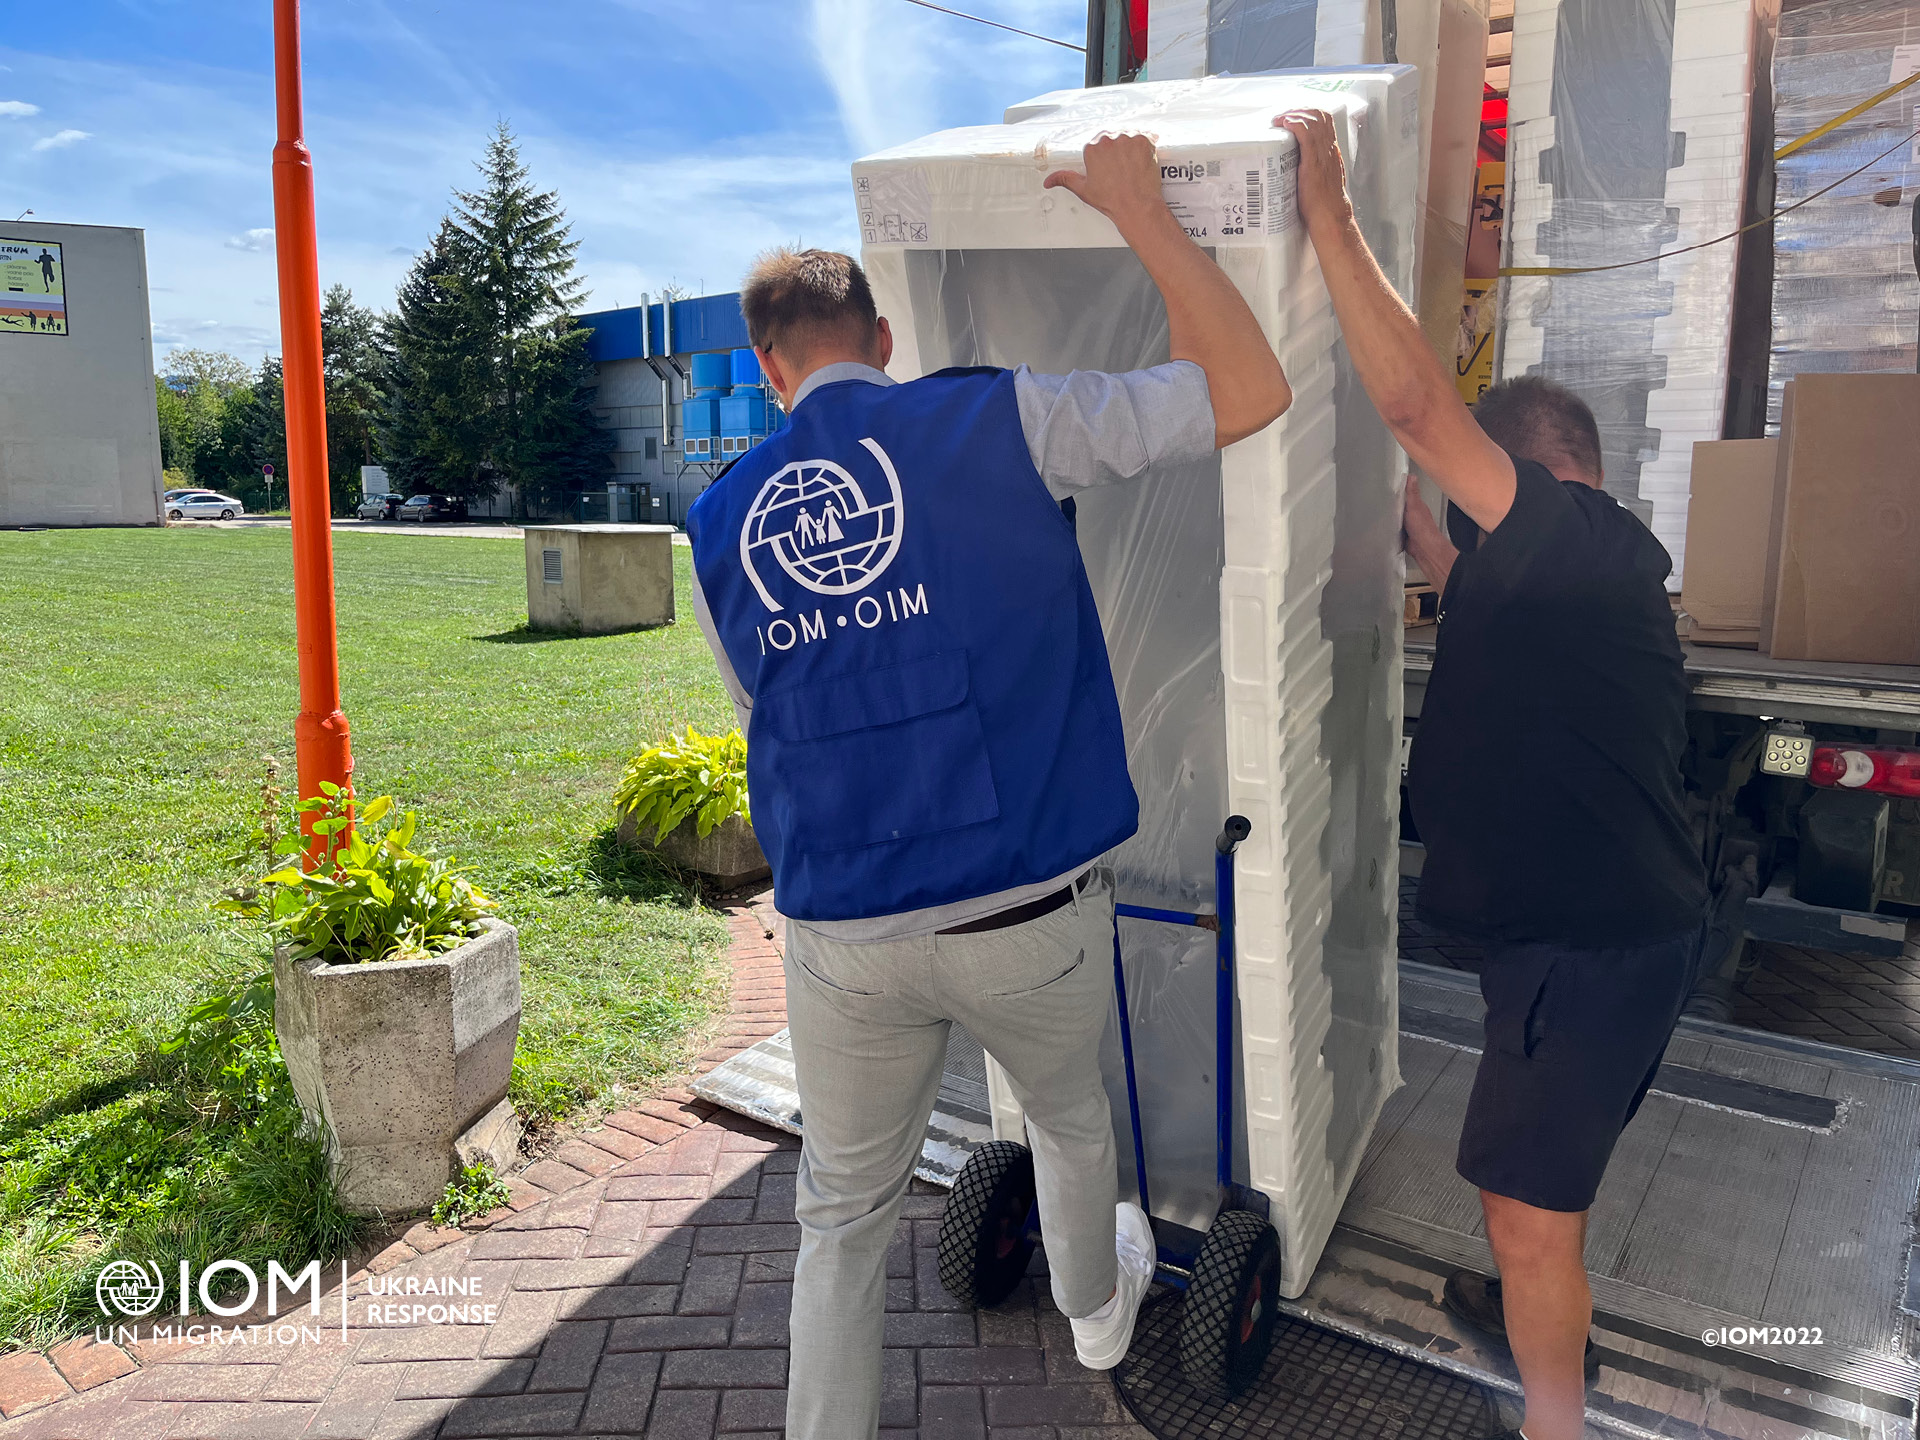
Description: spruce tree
xmin=382 ymin=221 xmax=482 ymax=496
xmin=383 ymin=124 xmax=611 ymax=515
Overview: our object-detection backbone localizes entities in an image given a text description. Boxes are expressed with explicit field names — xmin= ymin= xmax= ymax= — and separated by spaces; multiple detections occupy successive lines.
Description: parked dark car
xmin=397 ymin=493 xmax=469 ymax=523
xmin=356 ymin=492 xmax=404 ymax=520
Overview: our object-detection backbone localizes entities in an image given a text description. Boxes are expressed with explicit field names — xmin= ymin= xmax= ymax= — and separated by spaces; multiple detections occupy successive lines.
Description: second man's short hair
xmin=739 ymin=248 xmax=879 ymax=362
xmin=1473 ymin=375 xmax=1604 ymax=483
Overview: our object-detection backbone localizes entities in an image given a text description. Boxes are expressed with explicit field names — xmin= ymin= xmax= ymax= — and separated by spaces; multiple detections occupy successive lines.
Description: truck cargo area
xmin=1312 ymin=960 xmax=1920 ymax=1440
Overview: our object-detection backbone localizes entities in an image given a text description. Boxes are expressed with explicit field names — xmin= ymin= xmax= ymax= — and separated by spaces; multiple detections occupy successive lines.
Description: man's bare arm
xmin=1403 ymin=479 xmax=1460 ymax=593
xmin=1275 ymin=110 xmax=1516 ymax=532
xmin=1044 ymin=134 xmax=1292 ymax=447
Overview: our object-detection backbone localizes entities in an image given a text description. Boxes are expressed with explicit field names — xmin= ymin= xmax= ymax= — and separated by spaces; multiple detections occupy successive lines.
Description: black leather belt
xmin=937 ymin=871 xmax=1093 ymax=936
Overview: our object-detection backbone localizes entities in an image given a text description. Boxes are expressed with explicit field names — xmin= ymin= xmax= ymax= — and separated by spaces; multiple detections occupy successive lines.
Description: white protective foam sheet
xmin=853 ymin=70 xmax=1415 ymax=1296
xmin=1497 ymin=0 xmax=1773 ymax=584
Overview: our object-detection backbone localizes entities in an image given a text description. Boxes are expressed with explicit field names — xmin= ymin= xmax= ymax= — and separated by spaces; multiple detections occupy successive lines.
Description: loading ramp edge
xmin=1265 ymin=1290 xmax=1664 ymax=1440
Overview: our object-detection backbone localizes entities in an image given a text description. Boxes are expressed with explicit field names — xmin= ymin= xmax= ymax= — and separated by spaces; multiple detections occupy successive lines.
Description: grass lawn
xmin=0 ymin=524 xmax=736 ymax=1346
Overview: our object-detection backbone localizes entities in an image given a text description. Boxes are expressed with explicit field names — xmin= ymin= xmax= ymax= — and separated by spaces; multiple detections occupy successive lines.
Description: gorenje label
xmin=1158 ymin=153 xmax=1293 ymax=243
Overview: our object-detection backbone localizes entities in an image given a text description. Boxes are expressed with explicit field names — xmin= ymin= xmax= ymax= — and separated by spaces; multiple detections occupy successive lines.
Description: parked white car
xmin=167 ymin=493 xmax=245 ymax=521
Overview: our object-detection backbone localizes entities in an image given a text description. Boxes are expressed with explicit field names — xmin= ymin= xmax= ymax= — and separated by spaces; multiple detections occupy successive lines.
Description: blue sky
xmin=0 ymin=0 xmax=1085 ymax=367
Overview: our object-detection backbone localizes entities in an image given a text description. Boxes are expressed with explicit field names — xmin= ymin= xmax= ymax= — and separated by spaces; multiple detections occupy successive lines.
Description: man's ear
xmin=874 ymin=316 xmax=894 ymax=372
xmin=756 ymin=345 xmax=794 ymax=407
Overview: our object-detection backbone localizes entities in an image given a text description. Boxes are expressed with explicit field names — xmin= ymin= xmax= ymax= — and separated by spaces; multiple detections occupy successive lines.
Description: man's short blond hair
xmin=739 ymin=248 xmax=879 ymax=362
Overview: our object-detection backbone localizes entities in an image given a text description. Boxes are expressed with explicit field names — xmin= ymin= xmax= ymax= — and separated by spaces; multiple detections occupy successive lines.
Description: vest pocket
xmin=758 ymin=651 xmax=1000 ymax=851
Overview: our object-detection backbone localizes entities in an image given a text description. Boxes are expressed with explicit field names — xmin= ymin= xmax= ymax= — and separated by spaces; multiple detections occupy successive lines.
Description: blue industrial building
xmin=577 ymin=292 xmax=783 ymax=527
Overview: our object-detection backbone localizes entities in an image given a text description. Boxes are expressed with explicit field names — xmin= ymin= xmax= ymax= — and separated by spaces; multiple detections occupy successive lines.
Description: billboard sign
xmin=0 ymin=239 xmax=67 ymax=336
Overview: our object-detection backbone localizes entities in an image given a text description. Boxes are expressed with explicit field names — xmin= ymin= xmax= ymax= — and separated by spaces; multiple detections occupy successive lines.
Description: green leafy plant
xmin=155 ymin=970 xmax=279 ymax=1117
xmin=220 ymin=780 xmax=496 ymax=965
xmin=431 ymin=1163 xmax=511 ymax=1228
xmin=614 ymin=726 xmax=750 ymax=845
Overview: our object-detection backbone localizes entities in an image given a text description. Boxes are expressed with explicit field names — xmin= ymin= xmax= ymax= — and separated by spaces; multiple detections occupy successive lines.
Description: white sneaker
xmin=1071 ymin=1201 xmax=1156 ymax=1370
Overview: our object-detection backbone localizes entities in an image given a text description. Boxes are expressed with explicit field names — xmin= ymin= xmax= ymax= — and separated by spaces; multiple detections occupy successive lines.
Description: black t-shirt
xmin=1409 ymin=457 xmax=1706 ymax=945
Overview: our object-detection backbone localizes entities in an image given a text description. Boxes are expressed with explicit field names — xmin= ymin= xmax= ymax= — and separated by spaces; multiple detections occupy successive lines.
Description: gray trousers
xmin=782 ymin=875 xmax=1121 ymax=1440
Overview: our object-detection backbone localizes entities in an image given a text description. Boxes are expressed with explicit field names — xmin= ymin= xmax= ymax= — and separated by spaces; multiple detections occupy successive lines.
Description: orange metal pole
xmin=271 ymin=0 xmax=353 ymax=852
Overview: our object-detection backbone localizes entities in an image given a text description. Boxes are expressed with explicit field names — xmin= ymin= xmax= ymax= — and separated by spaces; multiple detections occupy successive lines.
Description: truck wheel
xmin=936 ymin=1140 xmax=1036 ymax=1307
xmin=1178 ymin=1209 xmax=1281 ymax=1399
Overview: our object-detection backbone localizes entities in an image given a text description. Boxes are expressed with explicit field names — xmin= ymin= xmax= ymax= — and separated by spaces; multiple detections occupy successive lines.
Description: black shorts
xmin=1456 ymin=926 xmax=1704 ymax=1213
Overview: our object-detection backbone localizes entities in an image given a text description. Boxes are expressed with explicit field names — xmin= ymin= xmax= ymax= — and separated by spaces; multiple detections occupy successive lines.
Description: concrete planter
xmin=617 ymin=809 xmax=771 ymax=889
xmin=273 ymin=918 xmax=523 ymax=1215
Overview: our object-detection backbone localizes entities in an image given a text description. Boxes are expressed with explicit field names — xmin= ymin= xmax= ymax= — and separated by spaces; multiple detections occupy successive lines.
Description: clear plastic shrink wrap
xmin=853 ymin=69 xmax=1416 ymax=1296
xmin=1497 ymin=0 xmax=1778 ymax=585
xmin=1148 ymin=0 xmax=1492 ymax=370
xmin=1768 ymin=1 xmax=1920 ymax=431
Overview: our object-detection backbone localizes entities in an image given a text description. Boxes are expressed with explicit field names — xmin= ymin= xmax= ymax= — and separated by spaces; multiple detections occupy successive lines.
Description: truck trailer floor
xmin=1321 ymin=961 xmax=1920 ymax=1439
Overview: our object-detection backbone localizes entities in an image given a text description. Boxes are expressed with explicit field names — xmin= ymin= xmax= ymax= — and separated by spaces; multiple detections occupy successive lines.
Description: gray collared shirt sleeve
xmin=1012 ymin=360 xmax=1217 ymax=498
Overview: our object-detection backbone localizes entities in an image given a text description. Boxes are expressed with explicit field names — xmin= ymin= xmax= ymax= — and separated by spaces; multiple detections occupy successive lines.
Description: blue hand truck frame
xmin=936 ymin=815 xmax=1285 ymax=1399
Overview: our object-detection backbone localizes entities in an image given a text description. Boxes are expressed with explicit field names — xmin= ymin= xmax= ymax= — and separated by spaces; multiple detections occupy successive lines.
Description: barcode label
xmin=1157 ymin=151 xmax=1286 ymax=242
xmin=1270 ymin=151 xmax=1298 ymax=234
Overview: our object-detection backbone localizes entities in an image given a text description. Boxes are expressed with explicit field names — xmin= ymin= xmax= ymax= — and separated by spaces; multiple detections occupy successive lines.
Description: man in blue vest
xmin=687 ymin=134 xmax=1292 ymax=1440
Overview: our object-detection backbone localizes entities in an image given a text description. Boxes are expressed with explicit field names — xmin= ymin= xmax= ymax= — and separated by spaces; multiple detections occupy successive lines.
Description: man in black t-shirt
xmin=1278 ymin=112 xmax=1706 ymax=1440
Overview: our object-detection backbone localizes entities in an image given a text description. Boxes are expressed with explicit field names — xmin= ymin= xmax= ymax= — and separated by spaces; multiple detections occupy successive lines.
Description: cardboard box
xmin=1681 ymin=438 xmax=1779 ymax=647
xmin=1758 ymin=379 xmax=1795 ymax=652
xmin=1761 ymin=374 xmax=1920 ymax=665
xmin=1454 ymin=278 xmax=1497 ymax=407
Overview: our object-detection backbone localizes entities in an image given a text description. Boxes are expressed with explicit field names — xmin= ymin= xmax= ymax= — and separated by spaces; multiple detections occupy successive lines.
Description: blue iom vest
xmin=687 ymin=368 xmax=1139 ymax=922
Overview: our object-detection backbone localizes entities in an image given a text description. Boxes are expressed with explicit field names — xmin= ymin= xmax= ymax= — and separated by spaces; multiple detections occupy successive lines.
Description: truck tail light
xmin=1806 ymin=744 xmax=1920 ymax=799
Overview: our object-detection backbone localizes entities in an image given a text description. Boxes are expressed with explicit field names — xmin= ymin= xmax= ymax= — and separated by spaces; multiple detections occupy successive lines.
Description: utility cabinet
xmin=524 ymin=524 xmax=676 ymax=634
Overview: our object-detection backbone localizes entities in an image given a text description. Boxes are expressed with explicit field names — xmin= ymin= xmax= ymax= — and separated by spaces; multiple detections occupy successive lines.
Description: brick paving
xmin=0 ymin=897 xmax=1150 ymax=1440
xmin=1728 ymin=939 xmax=1920 ymax=1056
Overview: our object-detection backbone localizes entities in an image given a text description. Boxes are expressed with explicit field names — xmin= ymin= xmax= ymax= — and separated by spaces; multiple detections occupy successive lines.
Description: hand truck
xmin=935 ymin=815 xmax=1283 ymax=1398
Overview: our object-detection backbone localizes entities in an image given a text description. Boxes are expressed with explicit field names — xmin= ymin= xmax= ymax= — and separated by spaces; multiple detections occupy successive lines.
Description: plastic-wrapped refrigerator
xmin=1151 ymin=0 xmax=1494 ymax=367
xmin=853 ymin=69 xmax=1416 ymax=1296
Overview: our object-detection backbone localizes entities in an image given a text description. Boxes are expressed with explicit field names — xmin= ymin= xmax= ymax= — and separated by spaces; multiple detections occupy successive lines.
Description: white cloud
xmin=809 ymin=0 xmax=939 ymax=156
xmin=808 ymin=0 xmax=1084 ymax=155
xmin=0 ymin=99 xmax=38 ymax=117
xmin=32 ymin=128 xmax=88 ymax=151
xmin=225 ymin=227 xmax=275 ymax=252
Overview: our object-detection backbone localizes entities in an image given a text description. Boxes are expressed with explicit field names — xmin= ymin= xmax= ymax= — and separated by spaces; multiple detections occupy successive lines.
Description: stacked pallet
xmin=1499 ymin=0 xmax=1777 ymax=584
xmin=1767 ymin=0 xmax=1920 ymax=429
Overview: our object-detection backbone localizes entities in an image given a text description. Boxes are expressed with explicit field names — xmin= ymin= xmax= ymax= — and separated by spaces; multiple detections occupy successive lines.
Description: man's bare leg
xmin=1481 ymin=1190 xmax=1590 ymax=1440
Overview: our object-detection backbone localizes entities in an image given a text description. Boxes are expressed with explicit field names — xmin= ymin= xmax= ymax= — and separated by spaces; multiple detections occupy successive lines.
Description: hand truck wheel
xmin=936 ymin=1140 xmax=1037 ymax=1307
xmin=1178 ymin=1208 xmax=1282 ymax=1398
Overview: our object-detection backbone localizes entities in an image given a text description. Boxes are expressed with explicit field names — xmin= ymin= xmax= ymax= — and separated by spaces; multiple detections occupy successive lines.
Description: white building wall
xmin=0 ymin=221 xmax=164 ymax=527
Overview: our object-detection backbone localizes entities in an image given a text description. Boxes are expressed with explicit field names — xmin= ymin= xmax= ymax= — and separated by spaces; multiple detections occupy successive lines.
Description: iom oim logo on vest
xmin=740 ymin=437 xmax=929 ymax=653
